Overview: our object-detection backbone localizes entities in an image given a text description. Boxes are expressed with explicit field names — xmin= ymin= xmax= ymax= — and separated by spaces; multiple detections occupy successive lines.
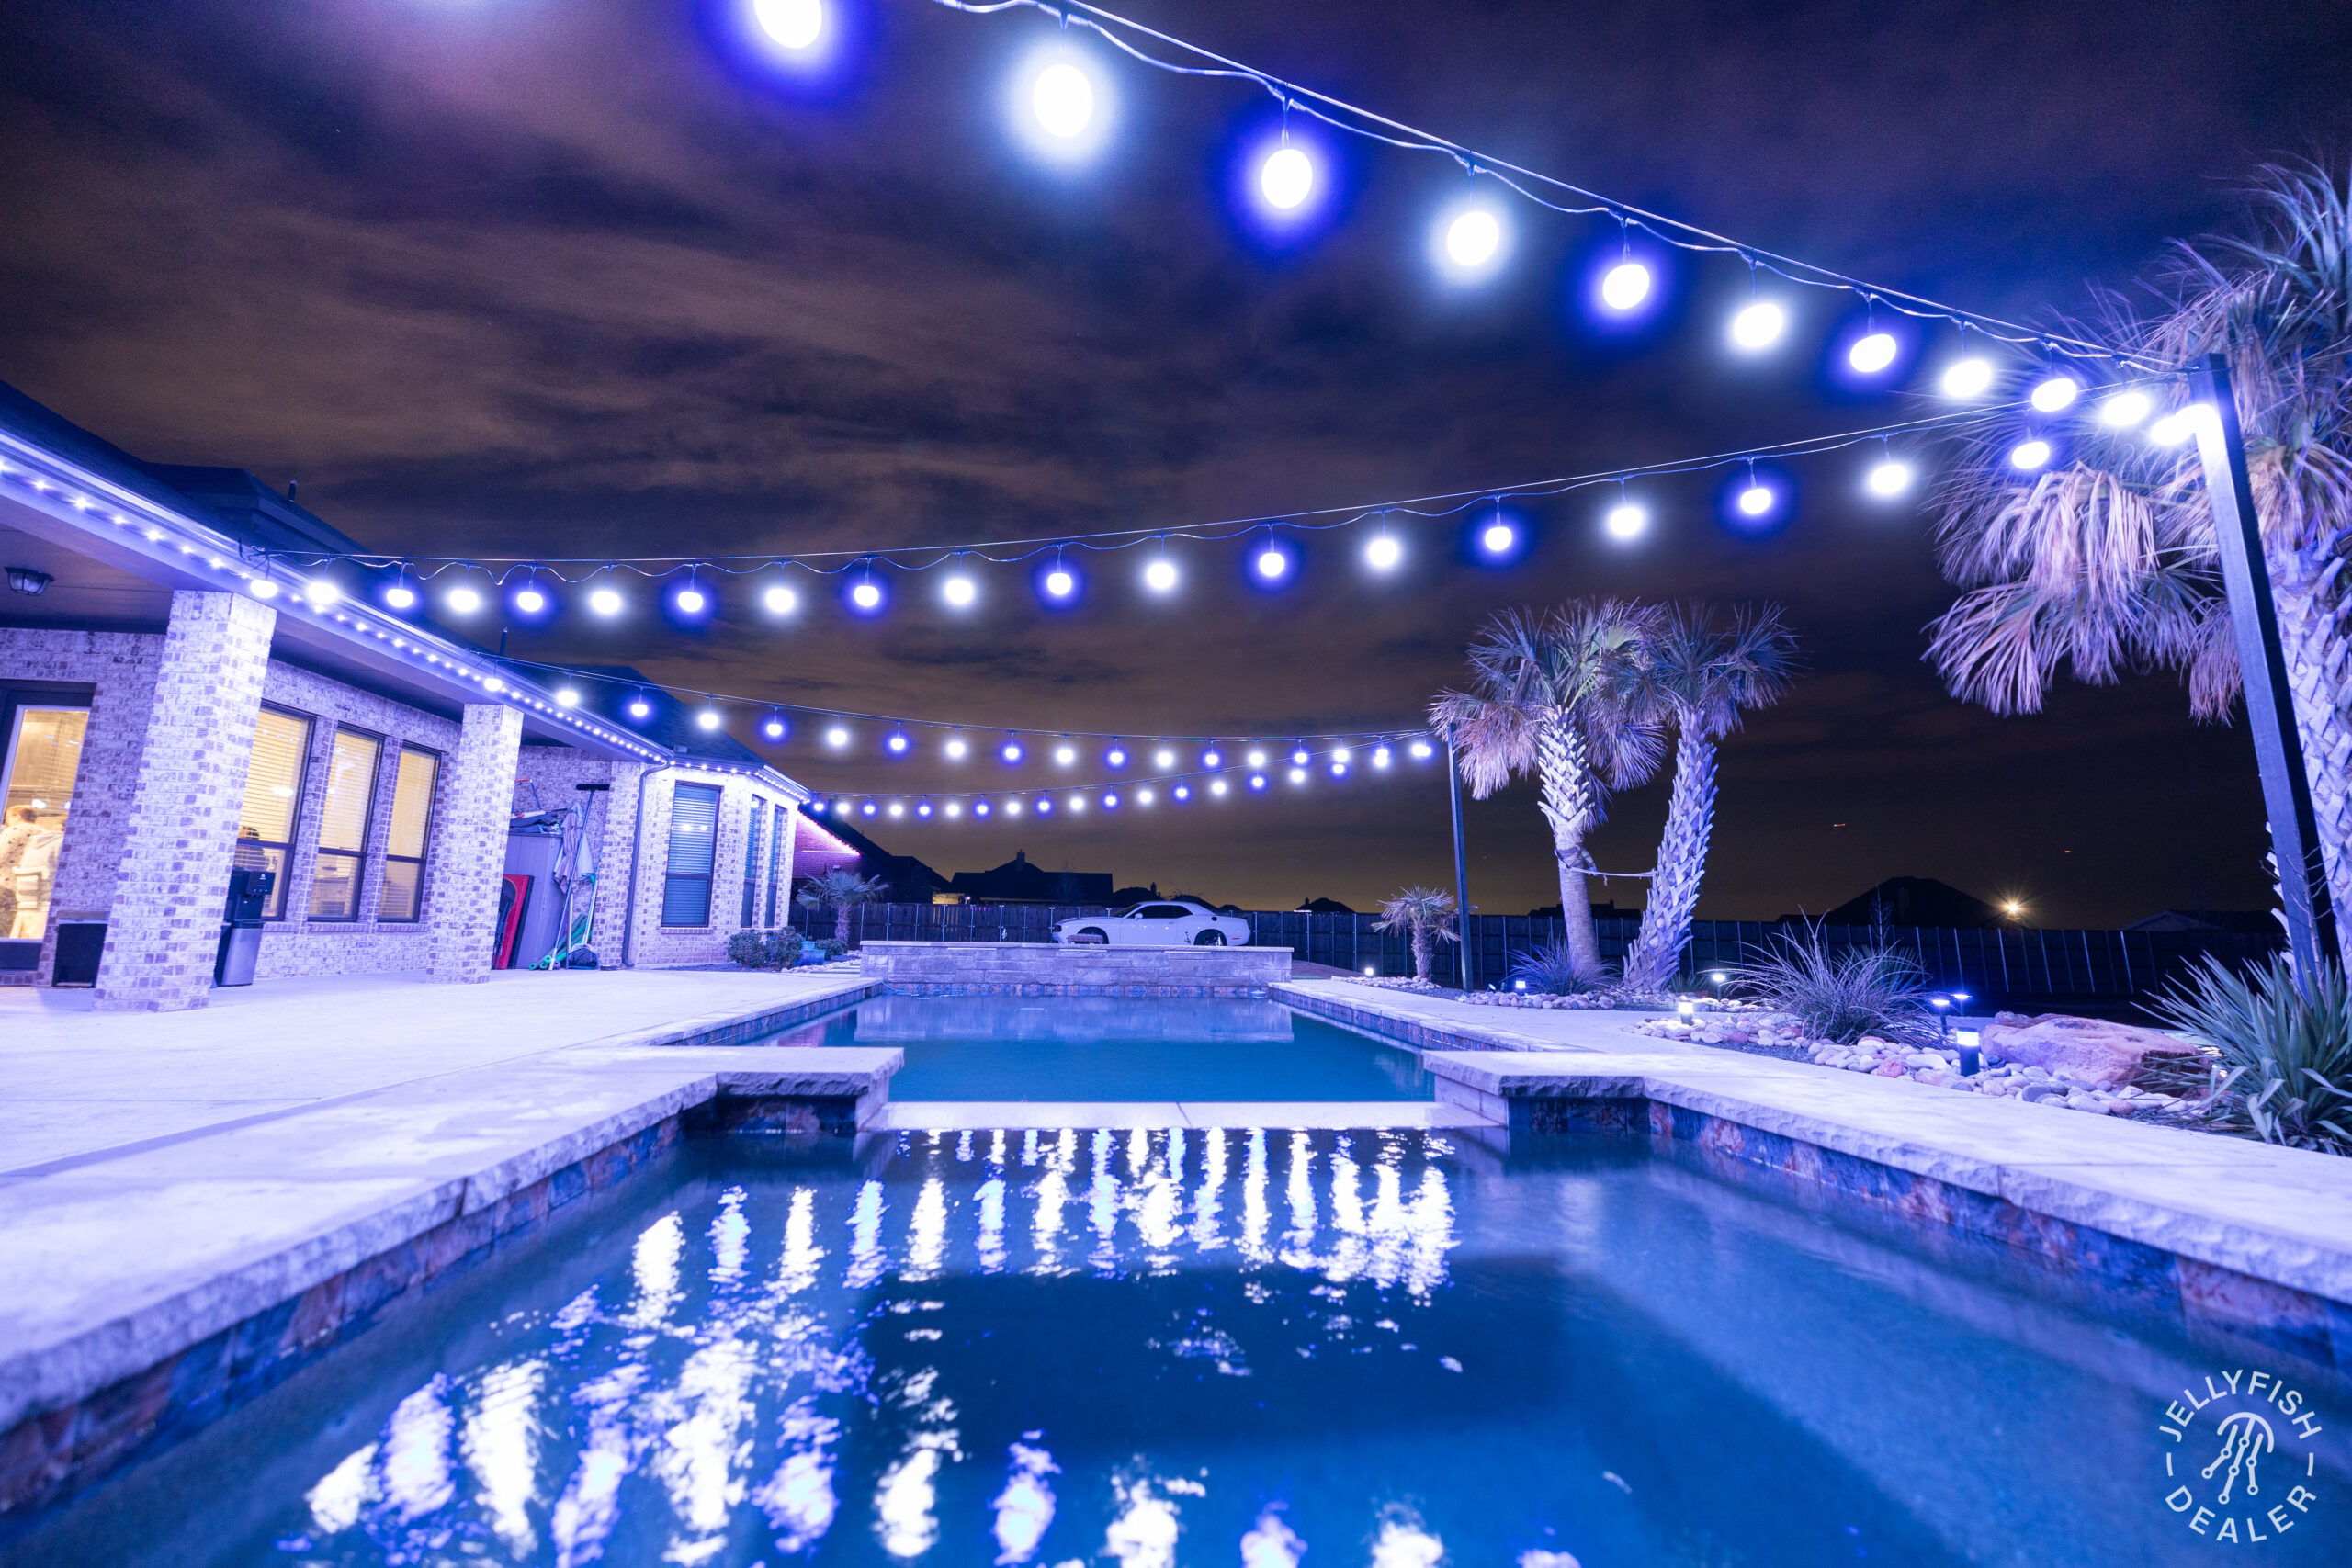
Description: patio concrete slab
xmin=0 ymin=968 xmax=876 ymax=1173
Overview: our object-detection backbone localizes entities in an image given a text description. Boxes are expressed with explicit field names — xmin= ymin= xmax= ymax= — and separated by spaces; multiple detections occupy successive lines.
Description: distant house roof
xmin=809 ymin=817 xmax=951 ymax=900
xmin=1295 ymin=897 xmax=1356 ymax=914
xmin=2122 ymin=908 xmax=2281 ymax=935
xmin=950 ymin=851 xmax=1114 ymax=905
xmin=1810 ymin=876 xmax=2001 ymax=929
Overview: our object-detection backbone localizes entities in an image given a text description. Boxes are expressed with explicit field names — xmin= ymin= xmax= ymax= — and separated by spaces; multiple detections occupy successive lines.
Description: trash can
xmin=213 ymin=867 xmax=275 ymax=988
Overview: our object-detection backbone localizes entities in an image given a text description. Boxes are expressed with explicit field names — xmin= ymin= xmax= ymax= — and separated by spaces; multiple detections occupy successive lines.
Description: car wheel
xmin=1193 ymin=930 xmax=1226 ymax=946
xmin=1076 ymin=928 xmax=1109 ymax=944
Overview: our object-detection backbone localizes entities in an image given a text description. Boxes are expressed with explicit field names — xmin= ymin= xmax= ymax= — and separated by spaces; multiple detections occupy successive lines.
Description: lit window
xmin=376 ymin=748 xmax=438 ymax=921
xmin=233 ymin=707 xmax=312 ymax=919
xmin=662 ymin=783 xmax=721 ymax=927
xmin=308 ymin=728 xmax=383 ymax=919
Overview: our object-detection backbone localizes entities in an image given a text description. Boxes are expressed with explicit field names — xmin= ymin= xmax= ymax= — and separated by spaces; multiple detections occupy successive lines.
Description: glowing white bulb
xmin=1044 ymin=569 xmax=1076 ymax=599
xmin=1247 ymin=750 xmax=1268 ymax=768
xmin=1255 ymin=548 xmax=1288 ymax=580
xmin=1866 ymin=459 xmax=1914 ymax=497
xmin=1210 ymin=779 xmax=1227 ymax=796
xmin=2030 ymin=375 xmax=2080 ymax=412
xmin=1939 ymin=358 xmax=1994 ymax=399
xmin=945 ymin=801 xmax=962 ymax=818
xmin=384 ymin=585 xmax=416 ymax=609
xmin=942 ymin=575 xmax=977 ymax=607
xmin=1481 ymin=523 xmax=1514 ymax=554
xmin=888 ymin=802 xmax=903 ymax=818
xmin=1144 ymin=559 xmax=1178 ymax=592
xmin=696 ymin=709 xmax=721 ymax=731
xmin=1249 ymin=773 xmax=1268 ymax=792
xmin=1260 ymin=145 xmax=1314 ymax=209
xmin=303 ymin=580 xmax=339 ymax=605
xmin=1849 ymin=333 xmax=1898 ymax=374
xmin=1408 ymin=739 xmax=1434 ymax=759
xmin=1373 ymin=746 xmax=1391 ymax=767
xmin=2149 ymin=406 xmax=2209 ymax=446
xmin=2098 ymin=389 xmax=2152 ymax=427
xmin=753 ymin=0 xmax=823 ymax=51
xmin=1444 ymin=209 xmax=1501 ymax=269
xmin=513 ymin=587 xmax=546 ymax=614
xmin=628 ymin=698 xmax=651 ymax=719
xmin=556 ymin=688 xmax=580 ymax=708
xmin=1202 ymin=749 xmax=1222 ymax=767
xmin=1736 ymin=485 xmax=1773 ymax=517
xmin=1288 ymin=767 xmax=1307 ymax=784
xmin=1600 ymin=261 xmax=1651 ymax=311
xmin=1730 ymin=300 xmax=1785 ymax=350
xmin=825 ymin=726 xmax=850 ymax=748
xmin=763 ymin=584 xmax=797 ymax=614
xmin=589 ymin=588 xmax=623 ymax=615
xmin=851 ymin=582 xmax=882 ymax=610
xmin=1331 ymin=747 xmax=1351 ymax=763
xmin=1154 ymin=749 xmax=1176 ymax=768
xmin=1002 ymin=740 xmax=1023 ymax=762
xmin=1055 ymin=745 xmax=1076 ymax=766
xmin=1604 ymin=503 xmax=1646 ymax=539
xmin=674 ymin=588 xmax=707 ymax=615
xmin=1364 ymin=536 xmax=1401 ymax=570
xmin=2008 ymin=439 xmax=2052 ymax=470
xmin=1032 ymin=62 xmax=1095 ymax=139
xmin=1137 ymin=787 xmax=1154 ymax=805
xmin=944 ymin=738 xmax=968 ymax=760
xmin=447 ymin=587 xmax=482 ymax=614
xmin=1290 ymin=748 xmax=1309 ymax=765
xmin=1068 ymin=795 xmax=1085 ymax=813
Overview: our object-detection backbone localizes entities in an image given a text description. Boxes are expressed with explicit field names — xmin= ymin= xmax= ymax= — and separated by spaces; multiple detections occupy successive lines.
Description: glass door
xmin=0 ymin=705 xmax=90 ymax=941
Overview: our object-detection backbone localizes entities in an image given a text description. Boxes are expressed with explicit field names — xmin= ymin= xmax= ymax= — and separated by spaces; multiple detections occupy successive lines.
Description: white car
xmin=1054 ymin=899 xmax=1250 ymax=947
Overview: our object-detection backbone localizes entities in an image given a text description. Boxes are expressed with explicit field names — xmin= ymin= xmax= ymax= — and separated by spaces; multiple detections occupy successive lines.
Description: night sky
xmin=6 ymin=0 xmax=2350 ymax=922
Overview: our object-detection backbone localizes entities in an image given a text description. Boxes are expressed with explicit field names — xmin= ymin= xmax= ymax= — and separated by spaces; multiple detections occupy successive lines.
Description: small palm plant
xmin=796 ymin=868 xmax=888 ymax=946
xmin=1507 ymin=940 xmax=1608 ymax=996
xmin=1621 ymin=604 xmax=1799 ymax=992
xmin=2149 ymin=955 xmax=2352 ymax=1153
xmin=1429 ymin=600 xmax=1665 ymax=978
xmin=1373 ymin=887 xmax=1458 ymax=982
xmin=1731 ymin=924 xmax=1934 ymax=1044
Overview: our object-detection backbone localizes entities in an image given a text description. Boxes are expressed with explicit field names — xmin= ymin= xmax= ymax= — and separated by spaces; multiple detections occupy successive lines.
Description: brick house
xmin=0 ymin=382 xmax=815 ymax=1009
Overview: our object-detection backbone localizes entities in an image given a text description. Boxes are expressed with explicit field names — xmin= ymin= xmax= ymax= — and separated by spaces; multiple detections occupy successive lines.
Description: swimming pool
xmin=17 ymin=1129 xmax=2343 ymax=1567
xmin=755 ymin=995 xmax=1430 ymax=1102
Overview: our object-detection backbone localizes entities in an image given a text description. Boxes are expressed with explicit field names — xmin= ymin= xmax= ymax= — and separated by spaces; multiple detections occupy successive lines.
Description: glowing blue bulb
xmin=1106 ymin=748 xmax=1126 ymax=767
xmin=1481 ymin=523 xmax=1514 ymax=554
xmin=1250 ymin=774 xmax=1267 ymax=791
xmin=888 ymin=733 xmax=910 ymax=753
xmin=1737 ymin=485 xmax=1772 ymax=517
xmin=674 ymin=588 xmax=707 ymax=615
xmin=1001 ymin=740 xmax=1023 ymax=762
xmin=1600 ymin=262 xmax=1651 ymax=311
xmin=514 ymin=588 xmax=547 ymax=614
xmin=1255 ymin=548 xmax=1288 ymax=581
xmin=1260 ymin=145 xmax=1314 ymax=209
xmin=851 ymin=582 xmax=881 ymax=610
xmin=1202 ymin=749 xmax=1222 ymax=768
xmin=753 ymin=0 xmax=823 ymax=51
xmin=628 ymin=698 xmax=651 ymax=719
xmin=1103 ymin=793 xmax=1119 ymax=809
xmin=1044 ymin=570 xmax=1075 ymax=598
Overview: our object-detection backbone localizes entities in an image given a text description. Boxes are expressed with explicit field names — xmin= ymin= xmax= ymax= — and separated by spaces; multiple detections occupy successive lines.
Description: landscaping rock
xmin=1981 ymin=1011 xmax=2203 ymax=1089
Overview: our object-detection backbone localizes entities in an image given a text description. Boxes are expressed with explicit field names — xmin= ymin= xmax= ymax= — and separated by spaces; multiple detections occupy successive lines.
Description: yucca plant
xmin=2149 ymin=955 xmax=2352 ymax=1153
xmin=1731 ymin=925 xmax=1934 ymax=1044
xmin=1373 ymin=886 xmax=1458 ymax=982
xmin=1928 ymin=159 xmax=2352 ymax=919
xmin=1506 ymin=939 xmax=1608 ymax=996
xmin=1429 ymin=600 xmax=1666 ymax=977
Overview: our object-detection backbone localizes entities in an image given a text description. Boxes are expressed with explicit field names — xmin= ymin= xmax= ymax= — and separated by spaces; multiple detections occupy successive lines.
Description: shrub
xmin=1732 ymin=925 xmax=1932 ymax=1044
xmin=804 ymin=936 xmax=851 ymax=964
xmin=2149 ymin=955 xmax=2352 ymax=1154
xmin=726 ymin=928 xmax=804 ymax=972
xmin=1506 ymin=940 xmax=1608 ymax=995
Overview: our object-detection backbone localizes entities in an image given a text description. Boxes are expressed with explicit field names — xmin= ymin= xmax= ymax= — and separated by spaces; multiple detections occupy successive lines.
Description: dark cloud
xmin=3 ymin=0 xmax=2346 ymax=919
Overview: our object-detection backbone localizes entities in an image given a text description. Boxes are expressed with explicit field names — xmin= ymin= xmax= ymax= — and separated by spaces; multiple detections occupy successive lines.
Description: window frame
xmin=661 ymin=782 xmax=723 ymax=929
xmin=306 ymin=724 xmax=386 ymax=923
xmin=764 ymin=802 xmax=786 ymax=927
xmin=375 ymin=744 xmax=441 ymax=924
xmin=237 ymin=703 xmax=315 ymax=922
xmin=738 ymin=797 xmax=764 ymax=930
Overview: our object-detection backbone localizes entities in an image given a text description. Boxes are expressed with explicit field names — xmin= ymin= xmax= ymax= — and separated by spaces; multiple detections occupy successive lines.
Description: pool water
xmin=20 ymin=1131 xmax=2346 ymax=1567
xmin=759 ymin=997 xmax=1430 ymax=1101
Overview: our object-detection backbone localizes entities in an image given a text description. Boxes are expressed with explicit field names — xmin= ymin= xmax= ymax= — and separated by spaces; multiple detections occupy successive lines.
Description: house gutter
xmin=620 ymin=763 xmax=670 ymax=969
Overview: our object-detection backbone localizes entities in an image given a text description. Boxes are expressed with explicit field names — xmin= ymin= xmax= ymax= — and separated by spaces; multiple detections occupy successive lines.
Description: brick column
xmin=92 ymin=592 xmax=277 ymax=1012
xmin=426 ymin=703 xmax=525 ymax=983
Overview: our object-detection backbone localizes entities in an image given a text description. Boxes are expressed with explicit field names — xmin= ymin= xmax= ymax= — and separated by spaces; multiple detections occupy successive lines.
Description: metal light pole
xmin=2189 ymin=353 xmax=2343 ymax=974
xmin=1447 ymin=737 xmax=1474 ymax=990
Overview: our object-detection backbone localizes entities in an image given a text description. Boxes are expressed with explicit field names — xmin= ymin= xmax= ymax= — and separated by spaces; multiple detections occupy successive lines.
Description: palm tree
xmin=1429 ymin=600 xmax=1666 ymax=979
xmin=1927 ymin=160 xmax=2352 ymax=918
xmin=1620 ymin=604 xmax=1799 ymax=992
xmin=1373 ymin=886 xmax=1459 ymax=981
xmin=796 ymin=867 xmax=888 ymax=945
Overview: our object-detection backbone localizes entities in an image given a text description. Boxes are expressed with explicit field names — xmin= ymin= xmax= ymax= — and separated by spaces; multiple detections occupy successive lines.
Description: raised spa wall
xmin=856 ymin=940 xmax=1291 ymax=997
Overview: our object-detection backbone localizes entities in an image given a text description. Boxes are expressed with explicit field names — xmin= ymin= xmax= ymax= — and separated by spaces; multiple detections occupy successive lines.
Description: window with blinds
xmin=308 ymin=728 xmax=383 ymax=920
xmin=377 ymin=747 xmax=439 ymax=922
xmin=738 ymin=802 xmax=764 ymax=929
xmin=235 ymin=706 xmax=313 ymax=919
xmin=662 ymin=783 xmax=721 ymax=928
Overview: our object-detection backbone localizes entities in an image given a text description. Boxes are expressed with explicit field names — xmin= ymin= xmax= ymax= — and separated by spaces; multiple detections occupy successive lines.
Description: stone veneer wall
xmin=427 ymin=706 xmax=525 ymax=983
xmin=93 ymin=593 xmax=277 ymax=1012
xmin=507 ymin=746 xmax=644 ymax=969
xmin=0 ymin=628 xmax=165 ymax=987
xmin=857 ymin=940 xmax=1293 ymax=996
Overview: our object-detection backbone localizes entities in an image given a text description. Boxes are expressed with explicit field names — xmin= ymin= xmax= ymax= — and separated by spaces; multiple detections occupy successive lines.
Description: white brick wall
xmin=622 ymin=767 xmax=802 ymax=967
xmin=92 ymin=592 xmax=277 ymax=1012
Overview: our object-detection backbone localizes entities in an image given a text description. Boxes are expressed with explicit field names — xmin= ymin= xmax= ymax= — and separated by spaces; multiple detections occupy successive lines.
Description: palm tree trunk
xmin=1534 ymin=723 xmax=1605 ymax=978
xmin=1623 ymin=726 xmax=1717 ymax=992
xmin=1412 ymin=928 xmax=1432 ymax=980
xmin=2269 ymin=540 xmax=2352 ymax=920
xmin=835 ymin=905 xmax=853 ymax=945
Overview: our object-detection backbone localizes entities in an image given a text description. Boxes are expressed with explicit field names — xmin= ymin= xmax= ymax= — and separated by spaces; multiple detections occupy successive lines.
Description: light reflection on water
xmin=47 ymin=1129 xmax=2340 ymax=1568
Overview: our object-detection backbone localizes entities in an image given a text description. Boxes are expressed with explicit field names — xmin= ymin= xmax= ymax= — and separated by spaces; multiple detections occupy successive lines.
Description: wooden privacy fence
xmin=786 ymin=902 xmax=2278 ymax=1007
